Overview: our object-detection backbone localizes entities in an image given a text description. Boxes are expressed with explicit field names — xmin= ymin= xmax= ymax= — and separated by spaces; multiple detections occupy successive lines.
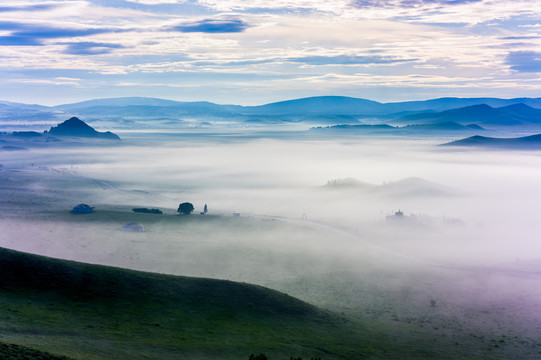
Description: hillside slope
xmin=0 ymin=247 xmax=380 ymax=360
xmin=442 ymin=134 xmax=541 ymax=149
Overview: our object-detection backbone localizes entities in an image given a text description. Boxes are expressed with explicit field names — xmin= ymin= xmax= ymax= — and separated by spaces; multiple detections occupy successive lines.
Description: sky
xmin=0 ymin=0 xmax=541 ymax=106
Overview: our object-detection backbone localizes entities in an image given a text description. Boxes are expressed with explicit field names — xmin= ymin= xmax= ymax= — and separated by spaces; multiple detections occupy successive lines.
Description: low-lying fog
xmin=3 ymin=130 xmax=541 ymax=349
xmin=2 ymin=132 xmax=541 ymax=266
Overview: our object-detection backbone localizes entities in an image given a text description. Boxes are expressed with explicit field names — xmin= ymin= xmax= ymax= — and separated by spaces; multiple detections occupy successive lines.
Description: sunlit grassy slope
xmin=0 ymin=247 xmax=390 ymax=360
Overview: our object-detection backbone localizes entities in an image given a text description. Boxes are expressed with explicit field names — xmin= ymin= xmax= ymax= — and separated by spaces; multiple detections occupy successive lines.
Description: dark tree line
xmin=132 ymin=208 xmax=163 ymax=214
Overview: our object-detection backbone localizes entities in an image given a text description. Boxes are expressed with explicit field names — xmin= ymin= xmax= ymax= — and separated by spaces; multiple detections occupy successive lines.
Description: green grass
xmin=0 ymin=341 xmax=74 ymax=360
xmin=0 ymin=247 xmax=384 ymax=360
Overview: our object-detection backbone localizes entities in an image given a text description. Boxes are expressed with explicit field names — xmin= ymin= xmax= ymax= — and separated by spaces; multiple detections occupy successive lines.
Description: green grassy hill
xmin=0 ymin=341 xmax=74 ymax=360
xmin=0 ymin=247 xmax=384 ymax=360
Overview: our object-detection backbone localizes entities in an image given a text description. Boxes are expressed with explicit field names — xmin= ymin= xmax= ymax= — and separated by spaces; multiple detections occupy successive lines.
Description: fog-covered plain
xmin=2 ymin=130 xmax=541 ymax=356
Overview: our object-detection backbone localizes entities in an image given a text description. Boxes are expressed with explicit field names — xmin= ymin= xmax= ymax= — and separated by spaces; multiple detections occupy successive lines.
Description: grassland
xmin=0 ymin=246 xmax=389 ymax=360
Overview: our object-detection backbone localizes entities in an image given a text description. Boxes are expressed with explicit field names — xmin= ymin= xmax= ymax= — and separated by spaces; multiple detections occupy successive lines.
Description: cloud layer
xmin=0 ymin=0 xmax=540 ymax=105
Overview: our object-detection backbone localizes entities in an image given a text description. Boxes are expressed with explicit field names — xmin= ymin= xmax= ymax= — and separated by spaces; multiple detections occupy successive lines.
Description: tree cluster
xmin=177 ymin=202 xmax=208 ymax=215
xmin=132 ymin=208 xmax=163 ymax=214
xmin=177 ymin=202 xmax=194 ymax=215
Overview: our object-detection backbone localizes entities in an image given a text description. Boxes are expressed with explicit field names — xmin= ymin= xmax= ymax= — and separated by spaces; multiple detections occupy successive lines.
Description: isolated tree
xmin=204 ymin=203 xmax=208 ymax=213
xmin=177 ymin=202 xmax=194 ymax=215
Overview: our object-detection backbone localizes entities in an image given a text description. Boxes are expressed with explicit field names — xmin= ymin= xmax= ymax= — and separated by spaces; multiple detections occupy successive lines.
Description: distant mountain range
xmin=52 ymin=95 xmax=541 ymax=118
xmin=2 ymin=95 xmax=541 ymax=130
xmin=395 ymin=103 xmax=541 ymax=126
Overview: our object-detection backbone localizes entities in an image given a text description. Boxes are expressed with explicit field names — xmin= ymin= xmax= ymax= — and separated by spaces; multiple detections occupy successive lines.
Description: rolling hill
xmin=0 ymin=342 xmax=73 ymax=360
xmin=323 ymin=177 xmax=457 ymax=197
xmin=395 ymin=103 xmax=541 ymax=126
xmin=381 ymin=97 xmax=541 ymax=113
xmin=0 ymin=247 xmax=381 ymax=360
xmin=442 ymin=134 xmax=541 ymax=149
xmin=246 ymin=96 xmax=385 ymax=115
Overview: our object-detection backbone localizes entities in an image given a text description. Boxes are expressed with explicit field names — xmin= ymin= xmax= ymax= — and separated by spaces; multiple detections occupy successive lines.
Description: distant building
xmin=386 ymin=209 xmax=405 ymax=220
xmin=72 ymin=204 xmax=95 ymax=213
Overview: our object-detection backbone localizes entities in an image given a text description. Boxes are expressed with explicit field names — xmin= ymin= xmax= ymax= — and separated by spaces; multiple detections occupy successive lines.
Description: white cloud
xmin=124 ymin=0 xmax=183 ymax=4
xmin=196 ymin=0 xmax=541 ymax=26
xmin=0 ymin=0 xmax=540 ymax=103
xmin=196 ymin=0 xmax=349 ymax=13
xmin=9 ymin=77 xmax=81 ymax=86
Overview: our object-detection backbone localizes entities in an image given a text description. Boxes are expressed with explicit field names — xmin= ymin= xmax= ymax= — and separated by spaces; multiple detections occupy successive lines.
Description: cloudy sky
xmin=1 ymin=0 xmax=541 ymax=105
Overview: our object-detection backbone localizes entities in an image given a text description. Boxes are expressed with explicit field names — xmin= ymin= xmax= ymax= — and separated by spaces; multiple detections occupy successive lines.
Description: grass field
xmin=0 ymin=247 xmax=390 ymax=360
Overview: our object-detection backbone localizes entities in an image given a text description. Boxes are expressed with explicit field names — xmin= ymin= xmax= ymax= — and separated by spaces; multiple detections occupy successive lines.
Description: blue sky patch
xmin=63 ymin=42 xmax=125 ymax=55
xmin=506 ymin=51 xmax=541 ymax=72
xmin=173 ymin=19 xmax=250 ymax=33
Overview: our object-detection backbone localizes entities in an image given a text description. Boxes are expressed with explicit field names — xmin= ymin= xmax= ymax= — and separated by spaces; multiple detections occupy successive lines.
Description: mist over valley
xmin=2 ymin=104 xmax=541 ymax=358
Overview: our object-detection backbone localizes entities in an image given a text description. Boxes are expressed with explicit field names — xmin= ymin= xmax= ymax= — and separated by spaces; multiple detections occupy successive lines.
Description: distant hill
xmin=246 ymin=96 xmax=385 ymax=115
xmin=0 ymin=100 xmax=61 ymax=127
xmin=400 ymin=121 xmax=486 ymax=131
xmin=442 ymin=134 xmax=541 ymax=149
xmin=371 ymin=177 xmax=458 ymax=197
xmin=1 ymin=145 xmax=28 ymax=151
xmin=0 ymin=100 xmax=50 ymax=111
xmin=311 ymin=124 xmax=396 ymax=133
xmin=47 ymin=117 xmax=120 ymax=140
xmin=12 ymin=131 xmax=43 ymax=137
xmin=382 ymin=97 xmax=541 ymax=113
xmin=323 ymin=177 xmax=457 ymax=197
xmin=54 ymin=97 xmax=244 ymax=120
xmin=396 ymin=103 xmax=541 ymax=126
xmin=54 ymin=97 xmax=186 ymax=109
xmin=312 ymin=121 xmax=484 ymax=135
xmin=0 ymin=246 xmax=376 ymax=360
xmin=396 ymin=104 xmax=507 ymax=125
xmin=324 ymin=177 xmax=375 ymax=189
xmin=496 ymin=103 xmax=541 ymax=123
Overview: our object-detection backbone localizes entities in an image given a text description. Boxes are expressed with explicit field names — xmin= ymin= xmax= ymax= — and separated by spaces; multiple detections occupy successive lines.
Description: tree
xmin=177 ymin=202 xmax=194 ymax=215
xmin=204 ymin=203 xmax=208 ymax=213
